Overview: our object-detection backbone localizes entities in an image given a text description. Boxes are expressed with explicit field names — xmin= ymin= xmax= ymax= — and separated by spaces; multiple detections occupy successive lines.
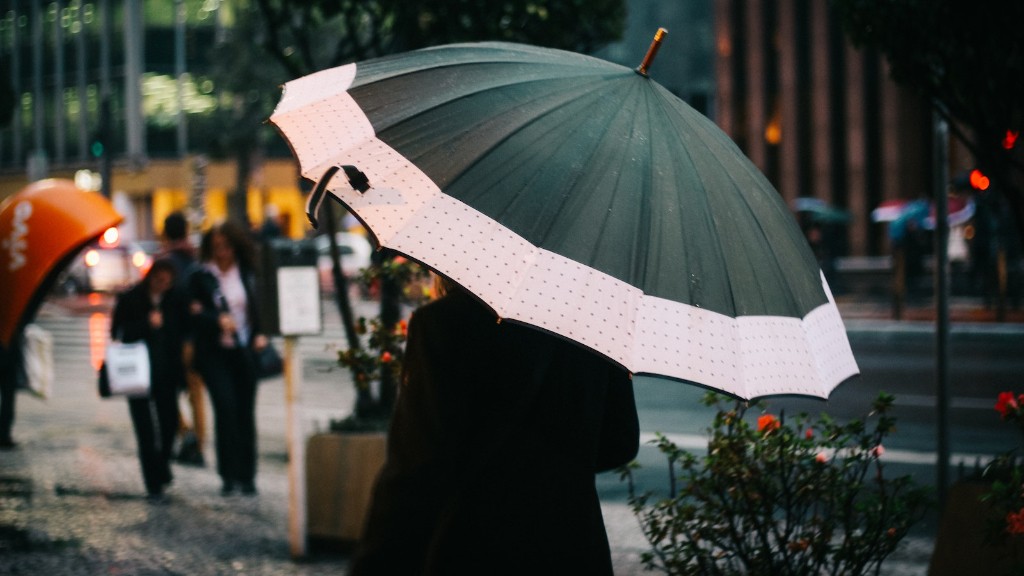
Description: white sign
xmin=276 ymin=266 xmax=321 ymax=336
xmin=3 ymin=201 xmax=32 ymax=272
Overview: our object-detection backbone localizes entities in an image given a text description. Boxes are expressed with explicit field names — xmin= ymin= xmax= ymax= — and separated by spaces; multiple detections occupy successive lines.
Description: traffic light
xmin=1003 ymin=130 xmax=1019 ymax=150
xmin=89 ymin=136 xmax=105 ymax=159
xmin=969 ymin=169 xmax=990 ymax=191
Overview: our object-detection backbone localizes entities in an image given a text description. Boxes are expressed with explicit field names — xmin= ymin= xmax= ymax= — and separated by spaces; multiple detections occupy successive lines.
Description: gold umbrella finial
xmin=636 ymin=27 xmax=668 ymax=77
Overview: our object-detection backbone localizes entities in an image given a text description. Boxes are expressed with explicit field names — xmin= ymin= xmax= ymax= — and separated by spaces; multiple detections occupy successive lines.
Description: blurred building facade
xmin=0 ymin=0 xmax=304 ymax=241
xmin=1 ymin=0 xmax=976 ymax=258
xmin=713 ymin=0 xmax=972 ymax=258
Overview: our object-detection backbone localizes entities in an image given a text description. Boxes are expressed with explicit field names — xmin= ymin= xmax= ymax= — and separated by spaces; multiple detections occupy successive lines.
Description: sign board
xmin=277 ymin=266 xmax=321 ymax=335
xmin=259 ymin=239 xmax=321 ymax=336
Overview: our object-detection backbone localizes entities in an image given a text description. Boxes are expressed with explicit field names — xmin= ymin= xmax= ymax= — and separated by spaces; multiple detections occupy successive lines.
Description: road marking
xmin=896 ymin=394 xmax=996 ymax=410
xmin=640 ymin=432 xmax=996 ymax=467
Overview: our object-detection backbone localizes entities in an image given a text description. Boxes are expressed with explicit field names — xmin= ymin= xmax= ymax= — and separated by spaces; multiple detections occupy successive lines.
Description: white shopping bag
xmin=103 ymin=341 xmax=151 ymax=397
xmin=22 ymin=324 xmax=54 ymax=399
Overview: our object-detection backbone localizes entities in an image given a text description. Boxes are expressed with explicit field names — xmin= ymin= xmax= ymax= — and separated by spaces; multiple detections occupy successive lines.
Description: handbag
xmin=98 ymin=341 xmax=151 ymax=398
xmin=255 ymin=343 xmax=283 ymax=380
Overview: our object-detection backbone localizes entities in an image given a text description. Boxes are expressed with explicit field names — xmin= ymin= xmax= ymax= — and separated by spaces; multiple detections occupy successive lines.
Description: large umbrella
xmin=0 ymin=179 xmax=122 ymax=348
xmin=270 ymin=41 xmax=859 ymax=400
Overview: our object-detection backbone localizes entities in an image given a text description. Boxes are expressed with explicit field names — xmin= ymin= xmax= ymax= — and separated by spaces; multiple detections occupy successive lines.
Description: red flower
xmin=1007 ymin=508 xmax=1024 ymax=535
xmin=870 ymin=445 xmax=885 ymax=458
xmin=380 ymin=351 xmax=393 ymax=363
xmin=397 ymin=320 xmax=408 ymax=336
xmin=757 ymin=414 xmax=780 ymax=433
xmin=805 ymin=428 xmax=814 ymax=440
xmin=996 ymin=392 xmax=1019 ymax=419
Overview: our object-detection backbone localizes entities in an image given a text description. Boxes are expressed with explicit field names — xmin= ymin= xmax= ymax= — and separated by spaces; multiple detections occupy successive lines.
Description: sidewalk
xmin=2 ymin=294 xmax=1018 ymax=575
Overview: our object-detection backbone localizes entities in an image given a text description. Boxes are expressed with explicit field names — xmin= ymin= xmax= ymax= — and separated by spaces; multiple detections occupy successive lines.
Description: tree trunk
xmin=231 ymin=146 xmax=252 ymax=229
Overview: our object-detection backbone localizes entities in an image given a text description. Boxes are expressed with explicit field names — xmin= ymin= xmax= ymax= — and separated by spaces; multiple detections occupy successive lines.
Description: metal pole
xmin=933 ymin=111 xmax=951 ymax=509
xmin=31 ymin=0 xmax=42 ymax=154
xmin=123 ymin=0 xmax=144 ymax=163
xmin=76 ymin=0 xmax=89 ymax=161
xmin=11 ymin=2 xmax=24 ymax=162
xmin=53 ymin=0 xmax=66 ymax=164
xmin=174 ymin=0 xmax=187 ymax=156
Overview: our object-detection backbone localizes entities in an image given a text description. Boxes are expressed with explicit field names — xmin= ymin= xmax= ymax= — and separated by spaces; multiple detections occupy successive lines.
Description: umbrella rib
xmin=662 ymin=87 xmax=807 ymax=316
xmin=583 ymin=78 xmax=649 ymax=269
xmin=459 ymin=76 xmax=625 ymax=234
xmin=657 ymin=89 xmax=739 ymax=315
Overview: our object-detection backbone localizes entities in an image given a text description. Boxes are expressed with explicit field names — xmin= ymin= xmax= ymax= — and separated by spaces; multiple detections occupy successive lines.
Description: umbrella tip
xmin=635 ymin=27 xmax=668 ymax=77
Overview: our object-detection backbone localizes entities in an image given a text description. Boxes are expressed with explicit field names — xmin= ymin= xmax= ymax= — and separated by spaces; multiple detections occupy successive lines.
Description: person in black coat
xmin=187 ymin=221 xmax=268 ymax=496
xmin=110 ymin=258 xmax=188 ymax=501
xmin=351 ymin=280 xmax=640 ymax=576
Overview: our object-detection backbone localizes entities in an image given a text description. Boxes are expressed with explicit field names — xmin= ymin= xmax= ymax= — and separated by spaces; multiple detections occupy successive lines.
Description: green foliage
xmin=620 ymin=392 xmax=931 ymax=576
xmin=331 ymin=257 xmax=430 ymax=429
xmin=981 ymin=391 xmax=1024 ymax=564
xmin=255 ymin=0 xmax=627 ymax=78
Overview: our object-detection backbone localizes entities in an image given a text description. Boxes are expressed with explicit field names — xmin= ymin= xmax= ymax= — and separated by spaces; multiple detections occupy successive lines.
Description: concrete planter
xmin=929 ymin=480 xmax=1024 ymax=575
xmin=305 ymin=432 xmax=387 ymax=543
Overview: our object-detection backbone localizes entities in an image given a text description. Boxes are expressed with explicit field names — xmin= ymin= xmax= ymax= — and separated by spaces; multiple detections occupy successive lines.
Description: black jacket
xmin=186 ymin=265 xmax=263 ymax=369
xmin=110 ymin=281 xmax=188 ymax=392
xmin=352 ymin=289 xmax=640 ymax=576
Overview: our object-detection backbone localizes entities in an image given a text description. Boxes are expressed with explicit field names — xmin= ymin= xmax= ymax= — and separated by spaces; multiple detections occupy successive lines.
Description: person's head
xmin=146 ymin=258 xmax=177 ymax=295
xmin=432 ymin=273 xmax=457 ymax=299
xmin=200 ymin=220 xmax=256 ymax=271
xmin=163 ymin=211 xmax=188 ymax=242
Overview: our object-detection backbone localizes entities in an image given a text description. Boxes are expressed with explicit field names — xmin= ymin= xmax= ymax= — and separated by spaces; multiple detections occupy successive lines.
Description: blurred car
xmin=316 ymin=232 xmax=373 ymax=295
xmin=56 ymin=227 xmax=153 ymax=294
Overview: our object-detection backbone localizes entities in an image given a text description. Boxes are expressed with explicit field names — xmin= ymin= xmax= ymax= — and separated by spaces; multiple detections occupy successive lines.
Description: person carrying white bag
xmin=109 ymin=258 xmax=189 ymax=503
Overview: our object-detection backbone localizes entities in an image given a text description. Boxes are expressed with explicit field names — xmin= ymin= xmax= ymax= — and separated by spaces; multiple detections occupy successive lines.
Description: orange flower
xmin=397 ymin=320 xmax=408 ymax=336
xmin=1007 ymin=508 xmax=1024 ymax=535
xmin=757 ymin=414 xmax=780 ymax=433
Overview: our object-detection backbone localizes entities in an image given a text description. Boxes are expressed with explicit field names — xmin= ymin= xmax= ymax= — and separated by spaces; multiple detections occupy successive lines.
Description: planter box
xmin=305 ymin=432 xmax=387 ymax=543
xmin=930 ymin=480 xmax=1024 ymax=575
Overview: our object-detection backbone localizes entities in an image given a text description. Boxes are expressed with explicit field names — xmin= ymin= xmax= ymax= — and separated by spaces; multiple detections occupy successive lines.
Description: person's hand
xmin=149 ymin=310 xmax=163 ymax=329
xmin=252 ymin=333 xmax=268 ymax=352
xmin=218 ymin=313 xmax=236 ymax=333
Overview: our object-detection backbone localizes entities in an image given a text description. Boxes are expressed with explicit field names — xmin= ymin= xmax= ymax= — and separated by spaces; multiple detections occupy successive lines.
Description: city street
xmin=2 ymin=291 xmax=1021 ymax=574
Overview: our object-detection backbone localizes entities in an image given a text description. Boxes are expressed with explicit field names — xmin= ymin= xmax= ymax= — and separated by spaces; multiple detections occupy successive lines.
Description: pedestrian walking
xmin=159 ymin=211 xmax=206 ymax=467
xmin=187 ymin=221 xmax=268 ymax=496
xmin=110 ymin=258 xmax=188 ymax=502
xmin=0 ymin=332 xmax=25 ymax=450
xmin=351 ymin=278 xmax=640 ymax=575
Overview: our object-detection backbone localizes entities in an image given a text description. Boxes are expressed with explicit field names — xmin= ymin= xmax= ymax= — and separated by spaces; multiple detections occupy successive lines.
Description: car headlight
xmin=131 ymin=251 xmax=148 ymax=268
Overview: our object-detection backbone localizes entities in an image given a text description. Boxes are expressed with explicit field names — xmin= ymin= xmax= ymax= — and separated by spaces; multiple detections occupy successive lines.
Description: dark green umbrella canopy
xmin=346 ymin=43 xmax=824 ymax=319
xmin=271 ymin=42 xmax=858 ymax=399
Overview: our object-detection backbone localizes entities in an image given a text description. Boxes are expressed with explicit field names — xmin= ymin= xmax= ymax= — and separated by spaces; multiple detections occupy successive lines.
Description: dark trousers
xmin=200 ymin=348 xmax=258 ymax=485
xmin=127 ymin=382 xmax=179 ymax=494
xmin=0 ymin=338 xmax=23 ymax=444
xmin=0 ymin=370 xmax=15 ymax=444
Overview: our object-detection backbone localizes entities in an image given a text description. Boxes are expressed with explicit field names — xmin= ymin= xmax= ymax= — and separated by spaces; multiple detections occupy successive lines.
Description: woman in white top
xmin=188 ymin=221 xmax=267 ymax=496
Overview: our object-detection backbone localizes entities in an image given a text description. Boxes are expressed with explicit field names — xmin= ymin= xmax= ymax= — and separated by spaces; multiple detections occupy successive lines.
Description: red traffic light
xmin=969 ymin=169 xmax=990 ymax=191
xmin=1004 ymin=130 xmax=1019 ymax=150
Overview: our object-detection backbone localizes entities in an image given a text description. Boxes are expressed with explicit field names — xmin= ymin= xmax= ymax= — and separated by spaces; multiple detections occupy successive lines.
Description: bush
xmin=331 ymin=255 xmax=430 ymax=431
xmin=620 ymin=392 xmax=931 ymax=575
xmin=981 ymin=391 xmax=1024 ymax=559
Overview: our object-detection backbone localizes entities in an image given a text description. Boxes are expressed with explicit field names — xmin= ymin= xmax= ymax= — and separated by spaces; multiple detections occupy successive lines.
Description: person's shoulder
xmin=414 ymin=289 xmax=489 ymax=324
